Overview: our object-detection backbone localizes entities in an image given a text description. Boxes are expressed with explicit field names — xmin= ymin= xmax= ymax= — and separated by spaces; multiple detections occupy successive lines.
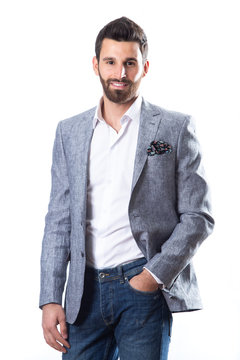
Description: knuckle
xmin=45 ymin=337 xmax=51 ymax=345
xmin=48 ymin=324 xmax=56 ymax=332
xmin=43 ymin=325 xmax=52 ymax=334
xmin=48 ymin=340 xmax=56 ymax=348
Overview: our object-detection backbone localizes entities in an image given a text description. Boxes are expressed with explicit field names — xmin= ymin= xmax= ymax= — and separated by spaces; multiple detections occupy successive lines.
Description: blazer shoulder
xmin=143 ymin=99 xmax=192 ymax=127
xmin=58 ymin=106 xmax=96 ymax=134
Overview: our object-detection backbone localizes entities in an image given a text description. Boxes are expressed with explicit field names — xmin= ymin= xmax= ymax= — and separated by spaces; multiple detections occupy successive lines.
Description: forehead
xmin=100 ymin=39 xmax=142 ymax=60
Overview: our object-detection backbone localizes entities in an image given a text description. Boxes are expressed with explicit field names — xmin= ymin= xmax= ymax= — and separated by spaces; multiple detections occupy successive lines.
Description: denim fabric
xmin=63 ymin=258 xmax=172 ymax=360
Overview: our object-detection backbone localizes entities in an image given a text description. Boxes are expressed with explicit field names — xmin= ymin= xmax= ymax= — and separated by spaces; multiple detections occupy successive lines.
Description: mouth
xmin=110 ymin=81 xmax=129 ymax=89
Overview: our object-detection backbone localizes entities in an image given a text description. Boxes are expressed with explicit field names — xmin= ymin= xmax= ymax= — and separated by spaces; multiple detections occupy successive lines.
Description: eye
xmin=126 ymin=61 xmax=135 ymax=66
xmin=106 ymin=60 xmax=114 ymax=65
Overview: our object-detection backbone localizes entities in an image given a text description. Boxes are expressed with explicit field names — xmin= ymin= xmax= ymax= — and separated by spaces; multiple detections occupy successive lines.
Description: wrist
xmin=141 ymin=269 xmax=158 ymax=285
xmin=42 ymin=303 xmax=62 ymax=310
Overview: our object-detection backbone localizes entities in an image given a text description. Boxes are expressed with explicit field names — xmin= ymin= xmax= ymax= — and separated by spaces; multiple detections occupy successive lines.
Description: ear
xmin=92 ymin=56 xmax=99 ymax=76
xmin=142 ymin=60 xmax=149 ymax=78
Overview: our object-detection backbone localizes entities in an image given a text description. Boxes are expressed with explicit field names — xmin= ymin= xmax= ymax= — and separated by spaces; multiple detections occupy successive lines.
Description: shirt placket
xmin=100 ymin=123 xmax=128 ymax=231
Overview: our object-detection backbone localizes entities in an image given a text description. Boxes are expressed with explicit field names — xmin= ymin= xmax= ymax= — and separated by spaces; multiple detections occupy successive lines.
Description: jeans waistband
xmin=86 ymin=257 xmax=147 ymax=283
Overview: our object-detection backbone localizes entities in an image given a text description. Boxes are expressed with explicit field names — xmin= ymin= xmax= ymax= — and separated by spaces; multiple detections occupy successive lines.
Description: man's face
xmin=93 ymin=39 xmax=149 ymax=104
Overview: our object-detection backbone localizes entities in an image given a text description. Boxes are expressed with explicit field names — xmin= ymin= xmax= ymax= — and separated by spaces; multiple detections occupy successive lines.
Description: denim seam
xmin=99 ymin=281 xmax=114 ymax=327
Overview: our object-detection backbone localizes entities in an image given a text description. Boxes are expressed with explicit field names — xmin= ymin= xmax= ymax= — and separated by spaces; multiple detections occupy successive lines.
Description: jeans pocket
xmin=126 ymin=277 xmax=160 ymax=296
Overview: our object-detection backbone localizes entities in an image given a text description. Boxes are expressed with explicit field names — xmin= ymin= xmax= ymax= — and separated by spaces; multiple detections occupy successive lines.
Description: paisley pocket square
xmin=147 ymin=140 xmax=172 ymax=156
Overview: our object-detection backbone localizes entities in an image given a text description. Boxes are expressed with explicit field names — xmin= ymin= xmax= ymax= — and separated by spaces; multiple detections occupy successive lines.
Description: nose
xmin=121 ymin=66 xmax=126 ymax=78
xmin=115 ymin=65 xmax=126 ymax=79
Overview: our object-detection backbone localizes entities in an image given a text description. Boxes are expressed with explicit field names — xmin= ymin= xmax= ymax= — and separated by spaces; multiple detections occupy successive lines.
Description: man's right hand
xmin=42 ymin=303 xmax=70 ymax=353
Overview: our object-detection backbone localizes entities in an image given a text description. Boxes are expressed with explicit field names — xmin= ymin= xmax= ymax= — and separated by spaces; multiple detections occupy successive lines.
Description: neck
xmin=101 ymin=95 xmax=138 ymax=132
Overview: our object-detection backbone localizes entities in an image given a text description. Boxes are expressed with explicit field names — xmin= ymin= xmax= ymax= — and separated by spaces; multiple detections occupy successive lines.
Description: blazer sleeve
xmin=39 ymin=121 xmax=71 ymax=308
xmin=144 ymin=116 xmax=215 ymax=289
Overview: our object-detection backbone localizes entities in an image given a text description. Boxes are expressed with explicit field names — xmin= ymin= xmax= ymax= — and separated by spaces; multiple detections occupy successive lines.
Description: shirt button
xmin=81 ymin=251 xmax=85 ymax=258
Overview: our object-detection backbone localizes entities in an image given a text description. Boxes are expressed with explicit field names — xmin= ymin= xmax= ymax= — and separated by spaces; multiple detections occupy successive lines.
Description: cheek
xmin=101 ymin=68 xmax=114 ymax=80
xmin=131 ymin=68 xmax=144 ymax=82
xmin=98 ymin=65 xmax=108 ymax=78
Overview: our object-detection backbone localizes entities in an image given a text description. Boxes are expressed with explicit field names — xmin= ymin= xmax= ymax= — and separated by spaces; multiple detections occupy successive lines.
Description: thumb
xmin=59 ymin=318 xmax=68 ymax=339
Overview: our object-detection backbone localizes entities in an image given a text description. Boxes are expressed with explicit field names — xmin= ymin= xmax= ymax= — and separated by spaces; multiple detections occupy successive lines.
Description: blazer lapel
xmin=131 ymin=99 xmax=163 ymax=193
xmin=70 ymin=108 xmax=96 ymax=221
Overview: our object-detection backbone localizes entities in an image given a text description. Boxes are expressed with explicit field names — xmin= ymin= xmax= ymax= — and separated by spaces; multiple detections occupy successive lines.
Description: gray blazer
xmin=40 ymin=99 xmax=214 ymax=324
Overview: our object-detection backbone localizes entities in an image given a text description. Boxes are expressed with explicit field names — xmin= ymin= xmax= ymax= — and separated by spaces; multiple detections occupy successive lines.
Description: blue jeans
xmin=63 ymin=258 xmax=172 ymax=360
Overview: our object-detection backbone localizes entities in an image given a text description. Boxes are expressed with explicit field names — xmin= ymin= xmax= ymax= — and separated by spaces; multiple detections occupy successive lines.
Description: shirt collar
xmin=93 ymin=95 xmax=142 ymax=129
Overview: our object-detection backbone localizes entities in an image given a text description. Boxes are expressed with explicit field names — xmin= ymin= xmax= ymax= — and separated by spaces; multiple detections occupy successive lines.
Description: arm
xmin=144 ymin=116 xmax=214 ymax=289
xmin=40 ymin=122 xmax=71 ymax=352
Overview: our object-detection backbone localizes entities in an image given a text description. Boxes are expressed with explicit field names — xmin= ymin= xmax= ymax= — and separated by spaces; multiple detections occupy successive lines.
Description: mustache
xmin=107 ymin=78 xmax=132 ymax=85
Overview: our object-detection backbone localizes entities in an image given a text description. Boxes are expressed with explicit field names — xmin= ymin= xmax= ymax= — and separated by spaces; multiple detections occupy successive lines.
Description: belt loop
xmin=118 ymin=265 xmax=125 ymax=284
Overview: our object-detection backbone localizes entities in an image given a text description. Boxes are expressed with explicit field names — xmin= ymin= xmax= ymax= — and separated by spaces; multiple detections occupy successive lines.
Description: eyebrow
xmin=102 ymin=57 xmax=138 ymax=62
xmin=102 ymin=57 xmax=115 ymax=61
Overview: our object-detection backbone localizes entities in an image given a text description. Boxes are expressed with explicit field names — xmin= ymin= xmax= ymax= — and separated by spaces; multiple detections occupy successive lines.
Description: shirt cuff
xmin=143 ymin=267 xmax=165 ymax=289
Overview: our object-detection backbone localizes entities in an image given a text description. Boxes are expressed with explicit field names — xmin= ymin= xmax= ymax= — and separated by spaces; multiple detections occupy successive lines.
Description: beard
xmin=99 ymin=72 xmax=141 ymax=104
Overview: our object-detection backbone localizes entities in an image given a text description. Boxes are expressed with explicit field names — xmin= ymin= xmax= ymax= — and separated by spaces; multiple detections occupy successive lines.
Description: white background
xmin=1 ymin=0 xmax=240 ymax=359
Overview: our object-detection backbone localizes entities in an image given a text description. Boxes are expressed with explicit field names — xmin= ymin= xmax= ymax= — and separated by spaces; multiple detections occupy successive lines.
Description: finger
xmin=59 ymin=319 xmax=68 ymax=340
xmin=43 ymin=325 xmax=70 ymax=349
xmin=51 ymin=327 xmax=70 ymax=348
xmin=44 ymin=331 xmax=68 ymax=353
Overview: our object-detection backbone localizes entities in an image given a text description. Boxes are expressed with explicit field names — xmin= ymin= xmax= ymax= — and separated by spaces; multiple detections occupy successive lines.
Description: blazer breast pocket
xmin=146 ymin=152 xmax=175 ymax=173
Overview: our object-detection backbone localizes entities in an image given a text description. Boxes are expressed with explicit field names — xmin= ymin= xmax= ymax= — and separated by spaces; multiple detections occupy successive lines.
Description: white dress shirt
xmin=85 ymin=96 xmax=163 ymax=285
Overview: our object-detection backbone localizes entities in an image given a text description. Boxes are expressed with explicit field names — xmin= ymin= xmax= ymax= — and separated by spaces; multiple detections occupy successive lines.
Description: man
xmin=40 ymin=17 xmax=214 ymax=360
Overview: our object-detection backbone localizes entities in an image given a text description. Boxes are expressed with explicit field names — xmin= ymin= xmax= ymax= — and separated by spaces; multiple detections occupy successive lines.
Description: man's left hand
xmin=129 ymin=269 xmax=159 ymax=292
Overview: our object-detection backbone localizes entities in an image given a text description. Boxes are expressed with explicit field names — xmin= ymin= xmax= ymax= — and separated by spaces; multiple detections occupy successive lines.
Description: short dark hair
xmin=95 ymin=17 xmax=148 ymax=62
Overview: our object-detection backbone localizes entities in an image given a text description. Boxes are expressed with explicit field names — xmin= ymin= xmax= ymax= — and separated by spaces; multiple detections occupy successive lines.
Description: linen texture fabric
xmin=40 ymin=99 xmax=214 ymax=324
